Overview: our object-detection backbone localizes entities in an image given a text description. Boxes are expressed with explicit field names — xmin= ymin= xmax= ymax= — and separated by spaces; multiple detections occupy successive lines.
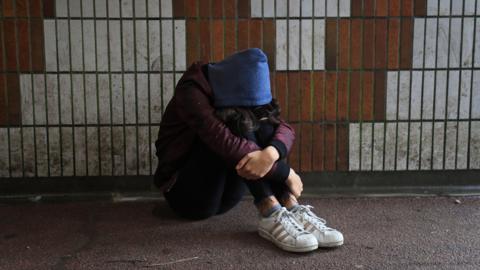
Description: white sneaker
xmin=258 ymin=207 xmax=318 ymax=252
xmin=290 ymin=205 xmax=344 ymax=247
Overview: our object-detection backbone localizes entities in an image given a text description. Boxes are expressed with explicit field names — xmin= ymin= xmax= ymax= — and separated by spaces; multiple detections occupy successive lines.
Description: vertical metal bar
xmin=146 ymin=0 xmax=152 ymax=175
xmin=334 ymin=0 xmax=339 ymax=171
xmin=418 ymin=1 xmax=429 ymax=170
xmin=93 ymin=0 xmax=102 ymax=175
xmin=52 ymin=0 xmax=64 ymax=176
xmin=382 ymin=0 xmax=390 ymax=171
xmin=406 ymin=1 xmax=414 ymax=171
xmin=106 ymin=0 xmax=115 ymax=175
xmin=442 ymin=0 xmax=454 ymax=170
xmin=133 ymin=0 xmax=140 ymax=175
xmin=358 ymin=0 xmax=364 ymax=170
xmin=119 ymin=0 xmax=127 ymax=175
xmin=310 ymin=0 xmax=315 ymax=171
xmin=321 ymin=0 xmax=327 ymax=170
xmin=80 ymin=0 xmax=89 ymax=175
xmin=370 ymin=0 xmax=376 ymax=171
xmin=393 ymin=0 xmax=403 ymax=170
xmin=429 ymin=0 xmax=441 ymax=170
xmin=67 ymin=0 xmax=77 ymax=176
xmin=43 ymin=0 xmax=52 ymax=177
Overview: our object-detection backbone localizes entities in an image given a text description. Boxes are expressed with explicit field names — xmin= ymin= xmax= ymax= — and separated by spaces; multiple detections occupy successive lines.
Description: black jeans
xmin=164 ymin=134 xmax=290 ymax=220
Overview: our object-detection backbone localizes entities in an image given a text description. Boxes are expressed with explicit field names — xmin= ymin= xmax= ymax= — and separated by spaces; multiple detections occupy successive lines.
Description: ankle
xmin=257 ymin=196 xmax=281 ymax=217
xmin=280 ymin=192 xmax=299 ymax=210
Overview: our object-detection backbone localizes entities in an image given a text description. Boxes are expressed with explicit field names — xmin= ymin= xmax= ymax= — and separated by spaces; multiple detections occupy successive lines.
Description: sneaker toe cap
xmin=296 ymin=233 xmax=318 ymax=247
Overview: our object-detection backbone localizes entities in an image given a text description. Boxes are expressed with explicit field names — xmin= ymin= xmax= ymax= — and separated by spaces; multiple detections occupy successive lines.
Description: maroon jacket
xmin=153 ymin=61 xmax=296 ymax=190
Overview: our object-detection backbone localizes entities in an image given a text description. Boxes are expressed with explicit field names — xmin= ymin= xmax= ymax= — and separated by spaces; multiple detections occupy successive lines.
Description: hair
xmin=214 ymin=98 xmax=282 ymax=137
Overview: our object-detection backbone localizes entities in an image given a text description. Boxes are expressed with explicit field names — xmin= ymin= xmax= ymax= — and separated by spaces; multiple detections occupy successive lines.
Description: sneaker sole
xmin=318 ymin=240 xmax=344 ymax=247
xmin=258 ymin=228 xmax=318 ymax=253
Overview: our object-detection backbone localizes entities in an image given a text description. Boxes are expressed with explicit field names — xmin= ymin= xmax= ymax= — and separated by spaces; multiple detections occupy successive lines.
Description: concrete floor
xmin=1 ymin=196 xmax=479 ymax=270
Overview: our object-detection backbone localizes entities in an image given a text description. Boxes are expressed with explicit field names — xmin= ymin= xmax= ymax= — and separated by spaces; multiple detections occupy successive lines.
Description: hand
xmin=285 ymin=168 xmax=303 ymax=198
xmin=235 ymin=147 xmax=278 ymax=180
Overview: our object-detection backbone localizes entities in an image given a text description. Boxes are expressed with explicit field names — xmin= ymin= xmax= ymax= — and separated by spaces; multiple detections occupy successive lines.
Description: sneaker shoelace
xmin=294 ymin=205 xmax=333 ymax=232
xmin=273 ymin=208 xmax=309 ymax=238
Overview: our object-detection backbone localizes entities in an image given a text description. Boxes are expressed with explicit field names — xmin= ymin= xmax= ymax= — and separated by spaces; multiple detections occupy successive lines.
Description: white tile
xmin=444 ymin=121 xmax=457 ymax=169
xmin=264 ymin=0 xmax=275 ymax=17
xmin=313 ymin=19 xmax=325 ymax=70
xmin=276 ymin=20 xmax=287 ymax=70
xmin=111 ymin=74 xmax=124 ymax=124
xmin=61 ymin=127 xmax=74 ymax=176
xmin=125 ymin=126 xmax=137 ymax=175
xmin=162 ymin=20 xmax=174 ymax=71
xmin=135 ymin=20 xmax=148 ymax=71
xmin=386 ymin=71 xmax=398 ymax=120
xmin=112 ymin=126 xmax=125 ymax=175
xmin=87 ymin=127 xmax=99 ymax=175
xmin=95 ymin=0 xmax=107 ymax=17
xmin=451 ymin=0 xmax=463 ymax=15
xmin=98 ymin=74 xmax=111 ymax=124
xmin=20 ymin=75 xmax=33 ymax=125
xmin=59 ymin=74 xmax=72 ymax=125
xmin=74 ymin=127 xmax=87 ymax=176
xmin=99 ymin=127 xmax=113 ymax=175
xmin=162 ymin=74 xmax=175 ymax=112
xmin=339 ymin=0 xmax=350 ymax=17
xmin=420 ymin=122 xmax=433 ymax=170
xmin=84 ymin=74 xmax=98 ymax=124
xmin=360 ymin=123 xmax=372 ymax=171
xmin=124 ymin=74 xmax=136 ymax=124
xmin=48 ymin=127 xmax=62 ymax=176
xmin=289 ymin=0 xmax=301 ymax=17
xmin=9 ymin=128 xmax=22 ymax=177
xmin=326 ymin=0 xmax=337 ymax=17
xmin=69 ymin=0 xmax=82 ymax=17
xmin=83 ymin=0 xmax=94 ymax=17
xmin=96 ymin=20 xmax=109 ymax=71
xmin=33 ymin=75 xmax=46 ymax=125
xmin=148 ymin=21 xmax=161 ymax=71
xmin=427 ymin=0 xmax=438 ymax=16
xmin=472 ymin=71 xmax=480 ymax=118
xmin=424 ymin=18 xmax=437 ymax=69
xmin=150 ymin=126 xmax=159 ymax=172
xmin=72 ymin=74 xmax=85 ymax=124
xmin=457 ymin=121 xmax=469 ymax=169
xmin=56 ymin=0 xmax=68 ymax=17
xmin=449 ymin=18 xmax=462 ymax=68
xmin=149 ymin=74 xmax=162 ymax=123
xmin=432 ymin=122 xmax=445 ymax=169
xmin=251 ymin=0 xmax=262 ymax=17
xmin=276 ymin=0 xmax=288 ymax=17
xmin=70 ymin=20 xmax=83 ymax=71
xmin=476 ymin=21 xmax=480 ymax=67
xmin=121 ymin=0 xmax=133 ymax=17
xmin=412 ymin=18 xmax=425 ymax=69
xmin=175 ymin=20 xmax=187 ymax=71
xmin=398 ymin=71 xmax=410 ymax=120
xmin=408 ymin=122 xmax=421 ymax=170
xmin=35 ymin=127 xmax=48 ymax=177
xmin=122 ymin=20 xmax=135 ymax=71
xmin=372 ymin=123 xmax=384 ymax=171
xmin=109 ymin=21 xmax=122 ymax=71
xmin=447 ymin=70 xmax=459 ymax=119
xmin=46 ymin=74 xmax=60 ymax=125
xmin=160 ymin=0 xmax=173 ymax=17
xmin=461 ymin=18 xmax=474 ymax=67
xmin=349 ymin=123 xmax=360 ymax=171
xmin=56 ymin=20 xmax=71 ymax=71
xmin=137 ymin=74 xmax=150 ymax=123
xmin=300 ymin=20 xmax=313 ymax=70
xmin=396 ymin=122 xmax=408 ymax=170
xmin=0 ymin=129 xmax=9 ymax=177
xmin=138 ymin=126 xmax=150 ymax=175
xmin=434 ymin=70 xmax=447 ymax=119
xmin=22 ymin=128 xmax=35 ymax=177
xmin=147 ymin=0 xmax=159 ymax=17
xmin=134 ymin=0 xmax=147 ymax=17
xmin=410 ymin=71 xmax=423 ymax=120
xmin=470 ymin=121 xmax=480 ymax=169
xmin=459 ymin=70 xmax=471 ymax=119
xmin=437 ymin=18 xmax=449 ymax=68
xmin=288 ymin=19 xmax=300 ymax=70
xmin=422 ymin=71 xmax=435 ymax=119
xmin=44 ymin=20 xmax=57 ymax=71
xmin=438 ymin=0 xmax=451 ymax=16
xmin=384 ymin=123 xmax=397 ymax=171
xmin=108 ymin=0 xmax=120 ymax=17
xmin=314 ymin=0 xmax=326 ymax=16
xmin=301 ymin=0 xmax=313 ymax=17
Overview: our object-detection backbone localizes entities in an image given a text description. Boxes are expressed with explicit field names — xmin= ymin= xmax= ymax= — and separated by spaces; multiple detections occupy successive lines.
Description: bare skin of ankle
xmin=257 ymin=196 xmax=280 ymax=216
xmin=279 ymin=192 xmax=299 ymax=209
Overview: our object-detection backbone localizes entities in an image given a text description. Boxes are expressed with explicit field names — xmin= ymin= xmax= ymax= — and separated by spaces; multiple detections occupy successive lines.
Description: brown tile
xmin=325 ymin=19 xmax=337 ymax=70
xmin=15 ymin=0 xmax=28 ymax=16
xmin=300 ymin=123 xmax=312 ymax=172
xmin=198 ymin=19 xmax=211 ymax=62
xmin=362 ymin=19 xmax=374 ymax=69
xmin=31 ymin=0 xmax=44 ymax=17
xmin=287 ymin=123 xmax=300 ymax=172
xmin=30 ymin=18 xmax=44 ymax=72
xmin=17 ymin=19 xmax=30 ymax=72
xmin=313 ymin=71 xmax=324 ymax=121
xmin=338 ymin=19 xmax=350 ymax=69
xmin=388 ymin=18 xmax=400 ymax=69
xmin=0 ymin=74 xmax=21 ymax=125
xmin=362 ymin=71 xmax=374 ymax=120
xmin=173 ymin=0 xmax=186 ymax=17
xmin=325 ymin=72 xmax=336 ymax=121
xmin=351 ymin=0 xmax=363 ymax=17
xmin=414 ymin=0 xmax=427 ymax=16
xmin=363 ymin=0 xmax=375 ymax=16
xmin=270 ymin=72 xmax=276 ymax=97
xmin=212 ymin=0 xmax=223 ymax=18
xmin=0 ymin=23 xmax=4 ymax=72
xmin=237 ymin=0 xmax=250 ymax=18
xmin=300 ymin=72 xmax=311 ymax=121
xmin=224 ymin=19 xmax=236 ymax=56
xmin=185 ymin=0 xmax=197 ymax=17
xmin=2 ymin=0 xmax=15 ymax=16
xmin=199 ymin=0 xmax=211 ymax=17
xmin=262 ymin=20 xmax=275 ymax=71
xmin=375 ymin=18 xmax=388 ymax=69
xmin=350 ymin=19 xmax=362 ymax=69
xmin=186 ymin=19 xmax=199 ymax=64
xmin=374 ymin=70 xmax=386 ymax=121
xmin=349 ymin=71 xmax=361 ymax=121
xmin=337 ymin=71 xmax=348 ymax=121
xmin=0 ymin=75 xmax=5 ymax=125
xmin=3 ymin=20 xmax=17 ymax=71
xmin=249 ymin=19 xmax=262 ymax=49
xmin=287 ymin=72 xmax=300 ymax=122
xmin=312 ymin=124 xmax=324 ymax=171
xmin=376 ymin=0 xmax=389 ymax=16
xmin=324 ymin=124 xmax=336 ymax=171
xmin=237 ymin=19 xmax=249 ymax=51
xmin=224 ymin=0 xmax=236 ymax=18
xmin=275 ymin=72 xmax=288 ymax=117
xmin=211 ymin=20 xmax=224 ymax=62
xmin=400 ymin=18 xmax=413 ymax=69
xmin=402 ymin=0 xmax=414 ymax=16
xmin=389 ymin=0 xmax=401 ymax=16
xmin=336 ymin=124 xmax=348 ymax=171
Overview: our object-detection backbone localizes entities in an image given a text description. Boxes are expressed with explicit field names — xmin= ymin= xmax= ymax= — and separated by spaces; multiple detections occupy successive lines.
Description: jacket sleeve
xmin=268 ymin=118 xmax=296 ymax=160
xmin=174 ymin=80 xmax=262 ymax=168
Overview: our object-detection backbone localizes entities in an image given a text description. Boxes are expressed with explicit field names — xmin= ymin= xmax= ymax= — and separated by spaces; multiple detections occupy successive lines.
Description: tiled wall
xmin=0 ymin=0 xmax=479 ymax=179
